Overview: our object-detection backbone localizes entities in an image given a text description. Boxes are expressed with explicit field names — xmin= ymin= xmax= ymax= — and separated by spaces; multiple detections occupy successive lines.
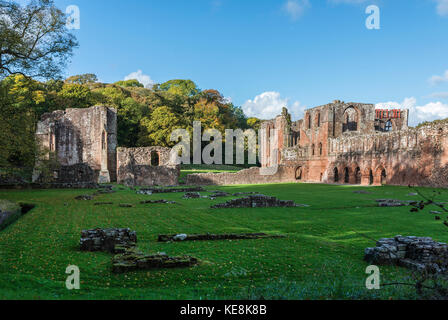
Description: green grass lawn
xmin=0 ymin=182 xmax=447 ymax=300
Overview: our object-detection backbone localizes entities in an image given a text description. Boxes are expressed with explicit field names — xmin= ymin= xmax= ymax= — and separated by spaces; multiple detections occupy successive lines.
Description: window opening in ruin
xmin=334 ymin=168 xmax=339 ymax=183
xmin=343 ymin=107 xmax=358 ymax=132
xmin=308 ymin=114 xmax=311 ymax=129
xmin=317 ymin=113 xmax=321 ymax=127
xmin=102 ymin=131 xmax=106 ymax=150
xmin=369 ymin=170 xmax=374 ymax=185
xmin=319 ymin=143 xmax=323 ymax=156
xmin=311 ymin=144 xmax=315 ymax=156
xmin=381 ymin=169 xmax=387 ymax=185
xmin=49 ymin=133 xmax=55 ymax=152
xmin=344 ymin=168 xmax=349 ymax=183
xmin=151 ymin=151 xmax=160 ymax=166
xmin=355 ymin=167 xmax=361 ymax=184
xmin=385 ymin=120 xmax=392 ymax=132
xmin=295 ymin=167 xmax=303 ymax=180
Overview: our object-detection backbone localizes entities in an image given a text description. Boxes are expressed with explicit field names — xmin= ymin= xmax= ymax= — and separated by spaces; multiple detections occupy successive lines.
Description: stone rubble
xmin=375 ymin=199 xmax=417 ymax=207
xmin=140 ymin=199 xmax=177 ymax=205
xmin=75 ymin=194 xmax=94 ymax=201
xmin=364 ymin=235 xmax=448 ymax=273
xmin=211 ymin=194 xmax=300 ymax=209
xmin=137 ymin=187 xmax=205 ymax=195
xmin=80 ymin=228 xmax=137 ymax=253
xmin=112 ymin=248 xmax=198 ymax=273
xmin=183 ymin=192 xmax=202 ymax=199
xmin=158 ymin=232 xmax=286 ymax=242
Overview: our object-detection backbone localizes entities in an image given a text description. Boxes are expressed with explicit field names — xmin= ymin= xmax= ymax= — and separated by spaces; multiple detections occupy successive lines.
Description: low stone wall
xmin=80 ymin=228 xmax=137 ymax=253
xmin=0 ymin=200 xmax=21 ymax=231
xmin=185 ymin=166 xmax=298 ymax=186
xmin=364 ymin=235 xmax=448 ymax=273
xmin=117 ymin=147 xmax=180 ymax=186
xmin=212 ymin=194 xmax=299 ymax=209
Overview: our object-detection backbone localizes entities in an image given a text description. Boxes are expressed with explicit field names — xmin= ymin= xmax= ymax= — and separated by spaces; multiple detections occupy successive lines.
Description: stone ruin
xmin=137 ymin=186 xmax=205 ymax=195
xmin=211 ymin=194 xmax=300 ymax=209
xmin=364 ymin=235 xmax=448 ymax=274
xmin=112 ymin=248 xmax=198 ymax=274
xmin=79 ymin=228 xmax=199 ymax=273
xmin=158 ymin=233 xmax=286 ymax=242
xmin=80 ymin=228 xmax=137 ymax=253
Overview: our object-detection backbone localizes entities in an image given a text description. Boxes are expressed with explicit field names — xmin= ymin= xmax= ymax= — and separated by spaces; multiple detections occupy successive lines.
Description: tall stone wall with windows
xmin=33 ymin=105 xmax=117 ymax=184
xmin=257 ymin=100 xmax=448 ymax=187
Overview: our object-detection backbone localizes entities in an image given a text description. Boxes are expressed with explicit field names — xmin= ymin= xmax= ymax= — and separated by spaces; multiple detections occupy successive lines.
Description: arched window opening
xmin=151 ymin=151 xmax=160 ymax=167
xmin=295 ymin=167 xmax=303 ymax=180
xmin=311 ymin=144 xmax=315 ymax=156
xmin=101 ymin=131 xmax=106 ymax=150
xmin=317 ymin=113 xmax=321 ymax=127
xmin=381 ymin=169 xmax=387 ymax=185
xmin=344 ymin=167 xmax=350 ymax=184
xmin=319 ymin=143 xmax=323 ymax=156
xmin=307 ymin=114 xmax=312 ymax=129
xmin=355 ymin=167 xmax=361 ymax=184
xmin=343 ymin=107 xmax=358 ymax=132
xmin=334 ymin=168 xmax=339 ymax=183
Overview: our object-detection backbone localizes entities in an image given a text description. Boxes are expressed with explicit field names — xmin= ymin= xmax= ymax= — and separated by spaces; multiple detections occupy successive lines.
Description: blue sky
xmin=49 ymin=0 xmax=448 ymax=125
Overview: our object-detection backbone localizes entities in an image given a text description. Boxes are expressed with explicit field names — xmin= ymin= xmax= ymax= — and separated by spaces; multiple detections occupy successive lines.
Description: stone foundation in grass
xmin=80 ymin=228 xmax=137 ymax=253
xmin=364 ymin=235 xmax=448 ymax=273
xmin=211 ymin=194 xmax=299 ymax=209
xmin=158 ymin=233 xmax=286 ymax=242
xmin=112 ymin=248 xmax=198 ymax=273
xmin=137 ymin=186 xmax=205 ymax=195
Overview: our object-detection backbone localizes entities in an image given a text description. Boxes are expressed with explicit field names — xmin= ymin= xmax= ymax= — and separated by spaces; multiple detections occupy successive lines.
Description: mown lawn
xmin=0 ymin=182 xmax=447 ymax=300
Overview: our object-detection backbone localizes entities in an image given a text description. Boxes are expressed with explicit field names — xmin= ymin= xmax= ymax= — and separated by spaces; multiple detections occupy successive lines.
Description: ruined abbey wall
xmin=34 ymin=105 xmax=117 ymax=184
xmin=260 ymin=100 xmax=448 ymax=187
xmin=117 ymin=147 xmax=180 ymax=186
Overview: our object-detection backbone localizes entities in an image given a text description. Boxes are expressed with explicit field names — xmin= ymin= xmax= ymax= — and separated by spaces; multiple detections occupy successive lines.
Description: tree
xmin=0 ymin=0 xmax=78 ymax=79
xmin=117 ymin=97 xmax=148 ymax=147
xmin=138 ymin=106 xmax=181 ymax=147
xmin=115 ymin=79 xmax=144 ymax=88
xmin=158 ymin=79 xmax=199 ymax=97
xmin=65 ymin=74 xmax=98 ymax=85
xmin=57 ymin=83 xmax=93 ymax=109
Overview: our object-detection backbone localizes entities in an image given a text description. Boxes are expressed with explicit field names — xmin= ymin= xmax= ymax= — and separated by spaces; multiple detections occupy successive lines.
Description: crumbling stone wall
xmin=255 ymin=100 xmax=448 ymax=187
xmin=117 ymin=147 xmax=180 ymax=187
xmin=34 ymin=105 xmax=117 ymax=184
xmin=364 ymin=236 xmax=448 ymax=273
xmin=185 ymin=166 xmax=298 ymax=186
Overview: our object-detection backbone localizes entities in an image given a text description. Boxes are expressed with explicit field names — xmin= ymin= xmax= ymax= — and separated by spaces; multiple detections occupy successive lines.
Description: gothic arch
xmin=342 ymin=106 xmax=360 ymax=132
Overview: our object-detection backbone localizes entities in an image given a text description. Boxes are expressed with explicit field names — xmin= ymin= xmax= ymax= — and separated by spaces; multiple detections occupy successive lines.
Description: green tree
xmin=0 ymin=0 xmax=78 ymax=79
xmin=57 ymin=83 xmax=94 ymax=109
xmin=138 ymin=106 xmax=181 ymax=147
xmin=115 ymin=79 xmax=144 ymax=88
xmin=117 ymin=97 xmax=148 ymax=147
xmin=65 ymin=74 xmax=98 ymax=85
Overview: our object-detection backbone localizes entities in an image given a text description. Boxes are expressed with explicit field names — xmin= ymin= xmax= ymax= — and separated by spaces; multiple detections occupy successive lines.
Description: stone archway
xmin=334 ymin=167 xmax=339 ymax=183
xmin=344 ymin=167 xmax=350 ymax=184
xmin=151 ymin=151 xmax=160 ymax=166
xmin=295 ymin=166 xmax=303 ymax=181
xmin=354 ymin=167 xmax=361 ymax=185
xmin=374 ymin=166 xmax=387 ymax=185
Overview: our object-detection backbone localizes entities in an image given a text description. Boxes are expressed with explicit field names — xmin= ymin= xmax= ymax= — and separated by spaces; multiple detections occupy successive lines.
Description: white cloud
xmin=124 ymin=70 xmax=155 ymax=89
xmin=429 ymin=70 xmax=448 ymax=86
xmin=376 ymin=97 xmax=448 ymax=126
xmin=436 ymin=0 xmax=448 ymax=16
xmin=283 ymin=0 xmax=310 ymax=21
xmin=242 ymin=91 xmax=305 ymax=120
